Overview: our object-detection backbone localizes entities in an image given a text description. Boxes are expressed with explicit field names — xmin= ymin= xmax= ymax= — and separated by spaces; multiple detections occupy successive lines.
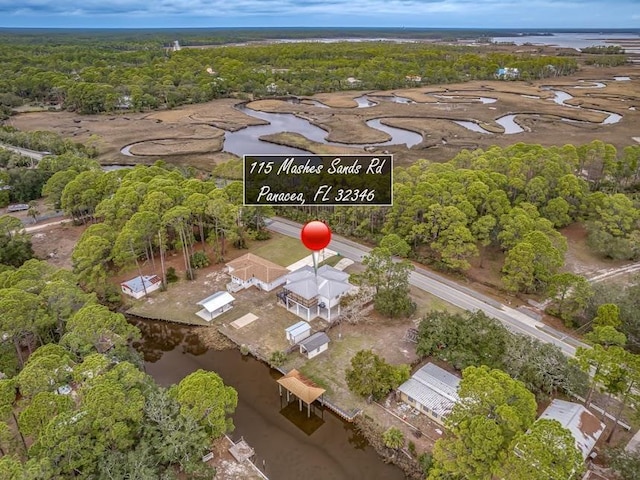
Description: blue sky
xmin=1 ymin=0 xmax=638 ymax=29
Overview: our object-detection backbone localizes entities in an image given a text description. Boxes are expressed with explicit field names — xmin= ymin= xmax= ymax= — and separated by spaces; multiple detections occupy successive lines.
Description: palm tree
xmin=382 ymin=427 xmax=404 ymax=459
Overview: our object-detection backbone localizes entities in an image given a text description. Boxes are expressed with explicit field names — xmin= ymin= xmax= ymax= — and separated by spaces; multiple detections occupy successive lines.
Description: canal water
xmin=132 ymin=319 xmax=406 ymax=480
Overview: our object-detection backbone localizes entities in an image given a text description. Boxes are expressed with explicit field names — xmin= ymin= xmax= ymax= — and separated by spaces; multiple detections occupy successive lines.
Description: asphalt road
xmin=0 ymin=143 xmax=48 ymax=161
xmin=267 ymin=217 xmax=584 ymax=357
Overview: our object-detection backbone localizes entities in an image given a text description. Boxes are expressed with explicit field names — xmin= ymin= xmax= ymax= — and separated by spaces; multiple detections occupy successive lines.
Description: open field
xmin=249 ymin=234 xmax=310 ymax=267
xmin=6 ymin=63 xmax=639 ymax=170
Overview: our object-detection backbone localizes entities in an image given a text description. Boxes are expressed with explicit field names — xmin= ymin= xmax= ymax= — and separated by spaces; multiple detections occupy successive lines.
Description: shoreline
xmin=128 ymin=311 xmax=426 ymax=479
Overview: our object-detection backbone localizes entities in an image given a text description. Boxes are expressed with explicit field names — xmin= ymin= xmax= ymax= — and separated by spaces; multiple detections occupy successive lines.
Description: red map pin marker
xmin=301 ymin=221 xmax=332 ymax=251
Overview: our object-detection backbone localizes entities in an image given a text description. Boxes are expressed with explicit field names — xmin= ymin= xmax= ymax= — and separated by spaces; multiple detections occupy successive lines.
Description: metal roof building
xmin=195 ymin=291 xmax=235 ymax=321
xmin=120 ymin=274 xmax=162 ymax=299
xmin=397 ymin=363 xmax=460 ymax=425
xmin=285 ymin=320 xmax=311 ymax=345
xmin=539 ymin=399 xmax=605 ymax=460
xmin=298 ymin=332 xmax=330 ymax=359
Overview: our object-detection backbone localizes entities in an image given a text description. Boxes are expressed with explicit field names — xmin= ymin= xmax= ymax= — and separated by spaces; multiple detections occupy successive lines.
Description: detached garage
xmin=196 ymin=292 xmax=235 ymax=322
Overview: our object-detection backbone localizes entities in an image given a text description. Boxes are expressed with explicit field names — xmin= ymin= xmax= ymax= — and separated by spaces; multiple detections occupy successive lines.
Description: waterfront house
xmin=120 ymin=275 xmax=162 ymax=299
xmin=537 ymin=399 xmax=605 ymax=460
xmin=278 ymin=265 xmax=353 ymax=322
xmin=196 ymin=291 xmax=235 ymax=321
xmin=226 ymin=253 xmax=289 ymax=292
xmin=396 ymin=363 xmax=460 ymax=426
xmin=285 ymin=320 xmax=311 ymax=345
xmin=299 ymin=332 xmax=330 ymax=359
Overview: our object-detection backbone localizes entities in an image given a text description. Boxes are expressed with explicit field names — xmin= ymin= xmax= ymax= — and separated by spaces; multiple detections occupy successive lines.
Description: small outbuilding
xmin=120 ymin=275 xmax=162 ymax=299
xmin=196 ymin=291 xmax=235 ymax=321
xmin=285 ymin=321 xmax=311 ymax=345
xmin=299 ymin=332 xmax=330 ymax=359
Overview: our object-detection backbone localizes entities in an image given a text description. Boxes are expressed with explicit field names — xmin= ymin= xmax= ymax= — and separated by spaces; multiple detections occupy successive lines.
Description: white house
xmin=285 ymin=321 xmax=311 ymax=345
xmin=278 ymin=265 xmax=353 ymax=322
xmin=397 ymin=363 xmax=460 ymax=426
xmin=226 ymin=253 xmax=289 ymax=292
xmin=120 ymin=275 xmax=162 ymax=299
xmin=299 ymin=332 xmax=330 ymax=359
xmin=538 ymin=399 xmax=605 ymax=460
xmin=196 ymin=291 xmax=235 ymax=321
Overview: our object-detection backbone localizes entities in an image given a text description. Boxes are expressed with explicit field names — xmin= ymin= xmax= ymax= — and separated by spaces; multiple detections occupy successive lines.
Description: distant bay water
xmin=491 ymin=32 xmax=640 ymax=50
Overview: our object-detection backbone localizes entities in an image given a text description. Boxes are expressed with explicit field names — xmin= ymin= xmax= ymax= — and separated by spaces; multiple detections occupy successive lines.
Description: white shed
xmin=196 ymin=292 xmax=235 ymax=322
xmin=299 ymin=332 xmax=330 ymax=359
xmin=285 ymin=321 xmax=311 ymax=345
xmin=120 ymin=275 xmax=162 ymax=299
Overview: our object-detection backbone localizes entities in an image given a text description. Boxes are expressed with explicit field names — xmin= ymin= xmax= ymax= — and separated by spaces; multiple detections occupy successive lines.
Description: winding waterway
xmin=121 ymin=80 xmax=625 ymax=157
xmin=132 ymin=318 xmax=405 ymax=480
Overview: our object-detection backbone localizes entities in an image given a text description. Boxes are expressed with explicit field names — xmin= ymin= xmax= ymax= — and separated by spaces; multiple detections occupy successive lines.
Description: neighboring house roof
xmin=299 ymin=332 xmax=330 ymax=352
xmin=285 ymin=320 xmax=310 ymax=337
xmin=285 ymin=265 xmax=352 ymax=300
xmin=226 ymin=253 xmax=289 ymax=284
xmin=121 ymin=275 xmax=161 ymax=294
xmin=538 ymin=399 xmax=605 ymax=459
xmin=277 ymin=369 xmax=325 ymax=404
xmin=398 ymin=363 xmax=460 ymax=418
xmin=197 ymin=291 xmax=235 ymax=313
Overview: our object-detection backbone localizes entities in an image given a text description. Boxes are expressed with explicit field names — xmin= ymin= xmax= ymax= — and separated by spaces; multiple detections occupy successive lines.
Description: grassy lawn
xmin=287 ymin=330 xmax=371 ymax=411
xmin=125 ymin=268 xmax=233 ymax=325
xmin=318 ymin=255 xmax=343 ymax=268
xmin=251 ymin=233 xmax=310 ymax=267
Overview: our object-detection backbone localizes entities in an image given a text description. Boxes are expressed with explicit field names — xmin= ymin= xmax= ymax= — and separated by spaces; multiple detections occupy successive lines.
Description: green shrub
xmin=166 ymin=267 xmax=178 ymax=283
xmin=190 ymin=251 xmax=210 ymax=269
xmin=269 ymin=351 xmax=287 ymax=368
xmin=255 ymin=229 xmax=271 ymax=241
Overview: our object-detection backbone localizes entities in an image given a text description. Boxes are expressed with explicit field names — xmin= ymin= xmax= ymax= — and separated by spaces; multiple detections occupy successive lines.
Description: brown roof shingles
xmin=226 ymin=253 xmax=289 ymax=284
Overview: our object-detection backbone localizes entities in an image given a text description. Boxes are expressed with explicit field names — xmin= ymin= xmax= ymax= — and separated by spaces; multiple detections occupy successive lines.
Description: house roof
xmin=121 ymin=275 xmax=161 ymax=293
xmin=299 ymin=332 xmax=330 ymax=352
xmin=226 ymin=253 xmax=289 ymax=284
xmin=285 ymin=321 xmax=310 ymax=337
xmin=538 ymin=399 xmax=605 ymax=459
xmin=277 ymin=369 xmax=325 ymax=405
xmin=196 ymin=291 xmax=235 ymax=313
xmin=286 ymin=265 xmax=348 ymax=283
xmin=397 ymin=363 xmax=460 ymax=418
xmin=285 ymin=265 xmax=352 ymax=300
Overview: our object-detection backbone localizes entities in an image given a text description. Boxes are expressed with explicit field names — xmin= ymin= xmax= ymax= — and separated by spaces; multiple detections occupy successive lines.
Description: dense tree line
xmin=0 ymin=258 xmax=237 ymax=478
xmin=581 ymin=45 xmax=626 ymax=54
xmin=0 ymin=127 xmax=96 ymax=157
xmin=0 ymin=37 xmax=578 ymax=113
xmin=0 ymin=147 xmax=100 ymax=207
xmin=51 ymin=162 xmax=270 ymax=300
xmin=588 ymin=279 xmax=640 ymax=353
xmin=280 ymin=142 xmax=640 ymax=301
xmin=0 ymin=216 xmax=34 ymax=269
xmin=416 ymin=310 xmax=588 ymax=400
